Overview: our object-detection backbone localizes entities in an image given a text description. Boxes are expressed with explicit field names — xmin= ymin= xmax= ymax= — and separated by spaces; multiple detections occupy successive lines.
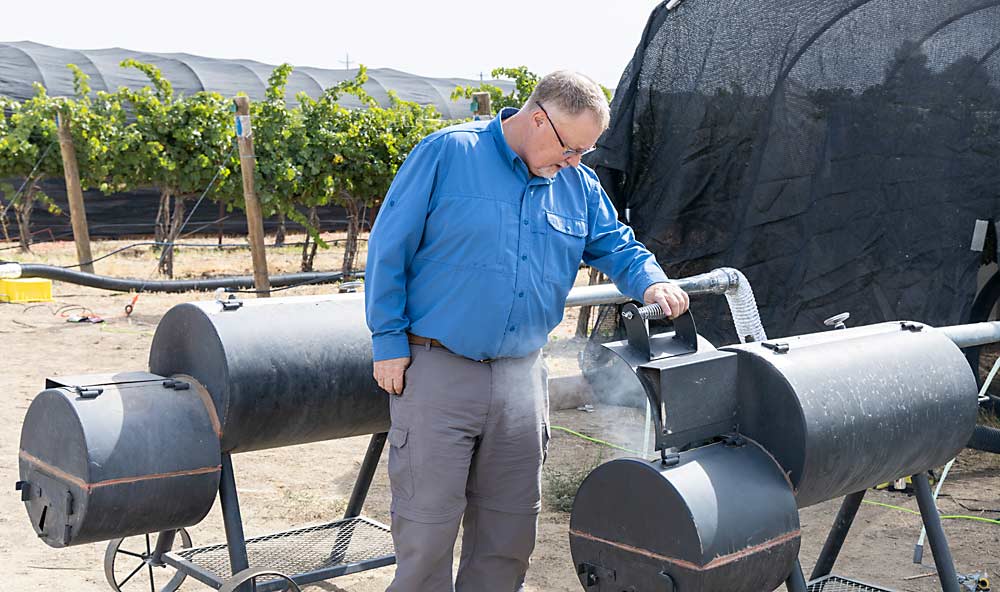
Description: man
xmin=365 ymin=70 xmax=689 ymax=592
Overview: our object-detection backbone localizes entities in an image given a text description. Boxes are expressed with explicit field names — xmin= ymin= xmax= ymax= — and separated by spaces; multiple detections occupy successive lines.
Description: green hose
xmin=863 ymin=500 xmax=1000 ymax=525
xmin=549 ymin=425 xmax=643 ymax=456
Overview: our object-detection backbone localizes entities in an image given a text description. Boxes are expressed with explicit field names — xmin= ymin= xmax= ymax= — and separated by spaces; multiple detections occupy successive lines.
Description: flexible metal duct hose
xmin=721 ymin=268 xmax=768 ymax=343
xmin=968 ymin=424 xmax=1000 ymax=454
xmin=672 ymin=267 xmax=768 ymax=343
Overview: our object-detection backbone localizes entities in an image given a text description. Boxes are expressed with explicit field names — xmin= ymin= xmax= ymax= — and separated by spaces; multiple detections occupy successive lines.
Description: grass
xmin=543 ymin=451 xmax=605 ymax=513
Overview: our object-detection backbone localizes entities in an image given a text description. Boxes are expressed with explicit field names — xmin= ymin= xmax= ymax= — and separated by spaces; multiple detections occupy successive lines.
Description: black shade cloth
xmin=588 ymin=0 xmax=1000 ymax=345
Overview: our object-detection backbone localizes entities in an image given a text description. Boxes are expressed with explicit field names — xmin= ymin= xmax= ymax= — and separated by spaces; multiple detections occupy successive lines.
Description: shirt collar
xmin=490 ymin=107 xmax=554 ymax=185
xmin=490 ymin=107 xmax=522 ymax=169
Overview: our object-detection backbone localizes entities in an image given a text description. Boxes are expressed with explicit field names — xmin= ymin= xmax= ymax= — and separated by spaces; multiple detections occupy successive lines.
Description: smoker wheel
xmin=105 ymin=528 xmax=193 ymax=592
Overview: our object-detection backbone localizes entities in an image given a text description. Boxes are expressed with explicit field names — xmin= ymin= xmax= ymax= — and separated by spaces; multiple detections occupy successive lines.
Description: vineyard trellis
xmin=1 ymin=63 xmax=543 ymax=276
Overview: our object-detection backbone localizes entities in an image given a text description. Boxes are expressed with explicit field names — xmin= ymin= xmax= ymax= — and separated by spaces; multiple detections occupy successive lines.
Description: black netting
xmin=589 ymin=0 xmax=1000 ymax=345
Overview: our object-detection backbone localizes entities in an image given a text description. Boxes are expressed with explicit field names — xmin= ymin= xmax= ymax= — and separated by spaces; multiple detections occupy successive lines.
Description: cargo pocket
xmin=387 ymin=427 xmax=414 ymax=501
xmin=543 ymin=211 xmax=587 ymax=285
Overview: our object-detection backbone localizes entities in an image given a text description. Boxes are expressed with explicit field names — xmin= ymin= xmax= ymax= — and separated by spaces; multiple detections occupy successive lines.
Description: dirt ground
xmin=2 ymin=236 xmax=999 ymax=591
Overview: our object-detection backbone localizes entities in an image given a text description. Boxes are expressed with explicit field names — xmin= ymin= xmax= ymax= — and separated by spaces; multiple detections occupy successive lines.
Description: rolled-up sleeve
xmin=582 ymin=183 xmax=669 ymax=302
xmin=365 ymin=139 xmax=442 ymax=361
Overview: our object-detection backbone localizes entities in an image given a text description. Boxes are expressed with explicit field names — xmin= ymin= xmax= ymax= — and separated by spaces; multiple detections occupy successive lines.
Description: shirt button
xmin=523 ymin=219 xmax=529 ymax=226
xmin=518 ymin=291 xmax=524 ymax=298
xmin=521 ymin=255 xmax=527 ymax=261
xmin=509 ymin=326 xmax=516 ymax=332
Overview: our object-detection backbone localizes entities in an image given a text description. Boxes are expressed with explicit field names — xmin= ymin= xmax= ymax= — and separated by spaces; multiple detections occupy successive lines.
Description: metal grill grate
xmin=168 ymin=516 xmax=394 ymax=587
xmin=807 ymin=575 xmax=897 ymax=592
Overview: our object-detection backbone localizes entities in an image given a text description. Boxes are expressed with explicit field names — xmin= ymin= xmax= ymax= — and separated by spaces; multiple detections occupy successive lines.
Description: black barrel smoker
xmin=17 ymin=293 xmax=394 ymax=592
xmin=14 ymin=271 xmax=997 ymax=592
xmin=570 ymin=304 xmax=984 ymax=592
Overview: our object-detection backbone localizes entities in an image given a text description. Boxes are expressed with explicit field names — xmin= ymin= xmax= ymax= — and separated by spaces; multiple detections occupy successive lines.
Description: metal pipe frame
xmin=567 ymin=280 xmax=1000 ymax=353
xmin=810 ymin=490 xmax=866 ymax=580
xmin=912 ymin=471 xmax=961 ymax=592
xmin=938 ymin=321 xmax=1000 ymax=349
xmin=326 ymin=432 xmax=390 ymax=567
xmin=344 ymin=432 xmax=388 ymax=519
xmin=149 ymin=529 xmax=178 ymax=567
xmin=563 ymin=267 xmax=741 ymax=308
xmin=219 ymin=454 xmax=252 ymax=592
xmin=785 ymin=559 xmax=808 ymax=592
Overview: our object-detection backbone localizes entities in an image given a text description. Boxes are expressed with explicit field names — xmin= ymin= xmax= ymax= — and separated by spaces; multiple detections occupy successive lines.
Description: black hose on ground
xmin=14 ymin=263 xmax=360 ymax=294
xmin=968 ymin=424 xmax=1000 ymax=454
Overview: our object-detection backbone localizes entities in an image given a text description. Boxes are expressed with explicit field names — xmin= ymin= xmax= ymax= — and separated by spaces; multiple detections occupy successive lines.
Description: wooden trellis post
xmin=233 ymin=96 xmax=271 ymax=297
xmin=55 ymin=111 xmax=95 ymax=274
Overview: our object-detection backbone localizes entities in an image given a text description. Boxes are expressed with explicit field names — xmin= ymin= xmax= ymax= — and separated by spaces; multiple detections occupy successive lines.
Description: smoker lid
xmin=570 ymin=440 xmax=799 ymax=566
xmin=19 ymin=378 xmax=221 ymax=485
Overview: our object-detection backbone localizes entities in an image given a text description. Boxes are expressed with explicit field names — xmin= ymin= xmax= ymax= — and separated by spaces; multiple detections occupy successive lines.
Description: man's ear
xmin=532 ymin=109 xmax=547 ymax=128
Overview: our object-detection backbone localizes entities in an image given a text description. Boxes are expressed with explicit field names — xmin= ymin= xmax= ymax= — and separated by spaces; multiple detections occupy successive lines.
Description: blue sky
xmin=3 ymin=0 xmax=662 ymax=87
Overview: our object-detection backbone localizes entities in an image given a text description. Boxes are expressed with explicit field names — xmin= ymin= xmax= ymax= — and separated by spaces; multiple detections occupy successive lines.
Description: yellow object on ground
xmin=0 ymin=278 xmax=53 ymax=303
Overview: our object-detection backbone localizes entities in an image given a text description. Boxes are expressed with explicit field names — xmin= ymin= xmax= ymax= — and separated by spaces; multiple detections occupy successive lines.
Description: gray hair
xmin=524 ymin=70 xmax=610 ymax=129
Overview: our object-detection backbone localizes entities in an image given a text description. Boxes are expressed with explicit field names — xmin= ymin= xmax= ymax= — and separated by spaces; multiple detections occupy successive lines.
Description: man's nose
xmin=565 ymin=154 xmax=583 ymax=167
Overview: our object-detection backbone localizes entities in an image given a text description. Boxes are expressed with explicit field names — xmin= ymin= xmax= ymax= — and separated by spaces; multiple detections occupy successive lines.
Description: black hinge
xmin=900 ymin=321 xmax=924 ymax=332
xmin=162 ymin=379 xmax=190 ymax=390
xmin=762 ymin=341 xmax=790 ymax=354
xmin=722 ymin=433 xmax=747 ymax=447
xmin=74 ymin=386 xmax=104 ymax=399
xmin=578 ymin=562 xmax=615 ymax=588
xmin=15 ymin=480 xmax=31 ymax=501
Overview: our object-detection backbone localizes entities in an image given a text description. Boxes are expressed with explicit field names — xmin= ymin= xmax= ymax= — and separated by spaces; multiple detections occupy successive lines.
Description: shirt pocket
xmin=543 ymin=210 xmax=587 ymax=285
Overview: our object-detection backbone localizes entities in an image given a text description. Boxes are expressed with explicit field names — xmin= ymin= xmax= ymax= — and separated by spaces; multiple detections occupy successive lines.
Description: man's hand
xmin=374 ymin=357 xmax=411 ymax=396
xmin=643 ymin=282 xmax=690 ymax=319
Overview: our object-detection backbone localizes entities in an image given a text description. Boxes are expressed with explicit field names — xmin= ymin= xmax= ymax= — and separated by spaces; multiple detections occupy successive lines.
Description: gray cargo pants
xmin=385 ymin=341 xmax=549 ymax=592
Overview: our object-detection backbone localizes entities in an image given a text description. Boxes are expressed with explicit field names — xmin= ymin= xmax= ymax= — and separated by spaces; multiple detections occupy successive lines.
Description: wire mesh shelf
xmin=808 ymin=575 xmax=897 ymax=592
xmin=166 ymin=516 xmax=394 ymax=589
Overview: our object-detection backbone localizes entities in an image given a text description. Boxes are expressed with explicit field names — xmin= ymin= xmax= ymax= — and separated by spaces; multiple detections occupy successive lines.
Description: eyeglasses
xmin=536 ymin=101 xmax=596 ymax=158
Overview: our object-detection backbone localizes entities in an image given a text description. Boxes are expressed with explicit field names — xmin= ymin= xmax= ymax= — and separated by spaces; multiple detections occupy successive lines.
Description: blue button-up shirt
xmin=365 ymin=107 xmax=669 ymax=362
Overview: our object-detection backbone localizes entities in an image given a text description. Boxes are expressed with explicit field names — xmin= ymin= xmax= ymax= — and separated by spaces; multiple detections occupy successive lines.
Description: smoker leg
xmin=912 ymin=472 xmax=960 ymax=592
xmin=810 ymin=490 xmax=866 ymax=580
xmin=344 ymin=432 xmax=388 ymax=519
xmin=326 ymin=433 xmax=389 ymax=566
xmin=149 ymin=529 xmax=177 ymax=566
xmin=220 ymin=454 xmax=252 ymax=592
xmin=785 ymin=559 xmax=808 ymax=592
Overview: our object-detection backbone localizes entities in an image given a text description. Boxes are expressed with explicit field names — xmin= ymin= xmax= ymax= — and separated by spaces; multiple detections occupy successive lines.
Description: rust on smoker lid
xmin=19 ymin=450 xmax=220 ymax=493
xmin=568 ymin=527 xmax=801 ymax=572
